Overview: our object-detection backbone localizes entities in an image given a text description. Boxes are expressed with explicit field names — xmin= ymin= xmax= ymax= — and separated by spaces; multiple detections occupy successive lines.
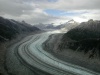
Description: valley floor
xmin=43 ymin=33 xmax=100 ymax=73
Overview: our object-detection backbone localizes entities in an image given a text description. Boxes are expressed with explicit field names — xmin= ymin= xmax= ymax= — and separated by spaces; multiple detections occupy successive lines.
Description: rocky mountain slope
xmin=0 ymin=17 xmax=40 ymax=42
xmin=60 ymin=19 xmax=100 ymax=58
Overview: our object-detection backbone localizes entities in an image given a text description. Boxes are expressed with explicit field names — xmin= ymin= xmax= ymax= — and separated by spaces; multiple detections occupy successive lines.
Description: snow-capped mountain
xmin=56 ymin=19 xmax=79 ymax=31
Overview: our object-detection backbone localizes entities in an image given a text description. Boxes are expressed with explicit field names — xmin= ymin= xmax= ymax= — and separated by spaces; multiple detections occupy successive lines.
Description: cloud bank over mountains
xmin=0 ymin=0 xmax=100 ymax=25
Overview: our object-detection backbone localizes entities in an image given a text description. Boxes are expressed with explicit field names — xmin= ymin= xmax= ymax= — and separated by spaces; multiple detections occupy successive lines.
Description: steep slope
xmin=0 ymin=17 xmax=40 ymax=42
xmin=63 ymin=19 xmax=100 ymax=41
xmin=60 ymin=19 xmax=100 ymax=58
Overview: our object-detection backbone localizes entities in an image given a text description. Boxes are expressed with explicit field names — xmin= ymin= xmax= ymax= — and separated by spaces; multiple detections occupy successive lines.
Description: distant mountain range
xmin=34 ymin=23 xmax=55 ymax=30
xmin=34 ymin=19 xmax=79 ymax=31
xmin=0 ymin=17 xmax=40 ymax=42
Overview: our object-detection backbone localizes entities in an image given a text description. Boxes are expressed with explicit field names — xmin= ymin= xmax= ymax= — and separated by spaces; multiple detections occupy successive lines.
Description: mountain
xmin=0 ymin=17 xmax=40 ymax=42
xmin=55 ymin=19 xmax=79 ymax=31
xmin=64 ymin=19 xmax=100 ymax=41
xmin=34 ymin=20 xmax=79 ymax=31
xmin=63 ymin=19 xmax=79 ymax=30
xmin=34 ymin=23 xmax=56 ymax=30
xmin=59 ymin=19 xmax=100 ymax=58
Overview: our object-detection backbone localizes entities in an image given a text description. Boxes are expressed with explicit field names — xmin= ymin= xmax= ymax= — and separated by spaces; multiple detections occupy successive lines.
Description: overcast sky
xmin=0 ymin=0 xmax=100 ymax=25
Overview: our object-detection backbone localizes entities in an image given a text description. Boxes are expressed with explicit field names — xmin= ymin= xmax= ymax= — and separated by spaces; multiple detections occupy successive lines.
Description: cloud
xmin=0 ymin=0 xmax=100 ymax=25
xmin=31 ymin=0 xmax=100 ymax=10
xmin=0 ymin=0 xmax=34 ymax=16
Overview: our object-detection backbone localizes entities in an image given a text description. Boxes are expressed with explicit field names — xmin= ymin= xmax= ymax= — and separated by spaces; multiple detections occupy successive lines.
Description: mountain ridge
xmin=0 ymin=16 xmax=40 ymax=42
xmin=59 ymin=19 xmax=100 ymax=58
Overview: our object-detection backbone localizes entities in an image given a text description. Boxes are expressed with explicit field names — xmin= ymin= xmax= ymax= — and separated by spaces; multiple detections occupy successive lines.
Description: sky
xmin=0 ymin=0 xmax=100 ymax=25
